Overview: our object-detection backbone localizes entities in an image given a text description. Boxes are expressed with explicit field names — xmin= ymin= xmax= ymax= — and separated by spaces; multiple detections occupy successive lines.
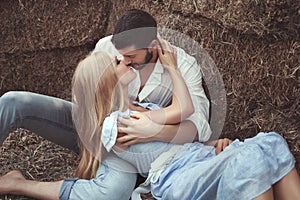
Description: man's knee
xmin=69 ymin=171 xmax=137 ymax=200
xmin=1 ymin=91 xmax=26 ymax=109
xmin=97 ymin=170 xmax=137 ymax=199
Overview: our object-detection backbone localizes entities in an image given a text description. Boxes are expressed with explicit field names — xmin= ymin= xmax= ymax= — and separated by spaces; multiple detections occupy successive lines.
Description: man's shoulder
xmin=93 ymin=35 xmax=120 ymax=56
xmin=174 ymin=46 xmax=197 ymax=66
xmin=95 ymin=35 xmax=113 ymax=48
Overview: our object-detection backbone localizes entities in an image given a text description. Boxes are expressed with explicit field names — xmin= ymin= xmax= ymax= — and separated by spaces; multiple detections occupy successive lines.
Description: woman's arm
xmin=144 ymin=38 xmax=194 ymax=124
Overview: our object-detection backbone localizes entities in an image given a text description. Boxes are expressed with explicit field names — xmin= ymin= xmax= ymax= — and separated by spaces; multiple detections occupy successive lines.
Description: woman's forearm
xmin=147 ymin=68 xmax=194 ymax=125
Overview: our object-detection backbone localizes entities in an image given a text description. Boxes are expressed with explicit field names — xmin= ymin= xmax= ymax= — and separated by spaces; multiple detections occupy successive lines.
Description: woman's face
xmin=115 ymin=58 xmax=137 ymax=86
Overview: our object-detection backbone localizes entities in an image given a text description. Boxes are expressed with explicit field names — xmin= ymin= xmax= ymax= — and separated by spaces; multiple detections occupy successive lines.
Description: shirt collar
xmin=138 ymin=59 xmax=164 ymax=102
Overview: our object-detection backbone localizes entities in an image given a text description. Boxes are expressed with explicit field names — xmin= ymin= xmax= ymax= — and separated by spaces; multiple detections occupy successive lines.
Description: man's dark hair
xmin=111 ymin=9 xmax=157 ymax=50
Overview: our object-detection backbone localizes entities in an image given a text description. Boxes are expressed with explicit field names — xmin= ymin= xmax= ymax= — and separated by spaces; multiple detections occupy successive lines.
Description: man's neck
xmin=139 ymin=62 xmax=155 ymax=87
xmin=139 ymin=49 xmax=158 ymax=86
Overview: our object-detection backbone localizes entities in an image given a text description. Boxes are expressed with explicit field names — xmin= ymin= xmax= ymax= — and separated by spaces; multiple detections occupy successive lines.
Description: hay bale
xmin=0 ymin=44 xmax=93 ymax=98
xmin=0 ymin=0 xmax=111 ymax=98
xmin=0 ymin=0 xmax=111 ymax=53
xmin=165 ymin=0 xmax=300 ymax=40
xmin=107 ymin=0 xmax=300 ymax=39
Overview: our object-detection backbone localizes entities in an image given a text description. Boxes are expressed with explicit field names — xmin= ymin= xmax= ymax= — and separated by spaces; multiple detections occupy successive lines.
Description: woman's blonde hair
xmin=71 ymin=51 xmax=124 ymax=179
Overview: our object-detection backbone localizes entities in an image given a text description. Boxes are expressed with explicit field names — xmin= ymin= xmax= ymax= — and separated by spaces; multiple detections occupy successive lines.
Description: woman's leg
xmin=253 ymin=188 xmax=274 ymax=200
xmin=273 ymin=167 xmax=300 ymax=199
xmin=0 ymin=170 xmax=63 ymax=200
xmin=0 ymin=91 xmax=78 ymax=152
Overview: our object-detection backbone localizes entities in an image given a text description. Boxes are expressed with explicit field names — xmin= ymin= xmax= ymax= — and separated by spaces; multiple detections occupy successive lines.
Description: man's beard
xmin=134 ymin=50 xmax=153 ymax=71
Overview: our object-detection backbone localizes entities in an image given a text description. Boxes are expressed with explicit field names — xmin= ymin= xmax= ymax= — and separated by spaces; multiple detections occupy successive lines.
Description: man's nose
xmin=123 ymin=57 xmax=132 ymax=66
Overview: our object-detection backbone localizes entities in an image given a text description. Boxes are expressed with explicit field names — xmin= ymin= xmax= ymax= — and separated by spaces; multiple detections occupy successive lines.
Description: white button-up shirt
xmin=93 ymin=35 xmax=212 ymax=142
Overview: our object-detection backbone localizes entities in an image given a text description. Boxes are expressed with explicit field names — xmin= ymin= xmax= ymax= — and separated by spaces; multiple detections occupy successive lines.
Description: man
xmin=94 ymin=9 xmax=211 ymax=146
xmin=0 ymin=9 xmax=211 ymax=200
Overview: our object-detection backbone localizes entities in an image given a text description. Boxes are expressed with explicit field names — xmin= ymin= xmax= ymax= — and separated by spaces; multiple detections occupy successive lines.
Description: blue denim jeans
xmin=0 ymin=91 xmax=137 ymax=200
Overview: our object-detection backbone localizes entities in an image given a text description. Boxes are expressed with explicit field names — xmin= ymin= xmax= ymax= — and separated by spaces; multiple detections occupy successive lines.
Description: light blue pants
xmin=0 ymin=91 xmax=137 ymax=200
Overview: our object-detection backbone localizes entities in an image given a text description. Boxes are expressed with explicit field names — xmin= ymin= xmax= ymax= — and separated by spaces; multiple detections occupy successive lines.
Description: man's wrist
xmin=151 ymin=123 xmax=166 ymax=142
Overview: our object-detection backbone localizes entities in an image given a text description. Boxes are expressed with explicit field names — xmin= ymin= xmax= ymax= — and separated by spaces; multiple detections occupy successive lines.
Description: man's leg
xmin=0 ymin=165 xmax=137 ymax=200
xmin=0 ymin=155 xmax=137 ymax=200
xmin=0 ymin=91 xmax=78 ymax=152
xmin=61 ymin=153 xmax=137 ymax=200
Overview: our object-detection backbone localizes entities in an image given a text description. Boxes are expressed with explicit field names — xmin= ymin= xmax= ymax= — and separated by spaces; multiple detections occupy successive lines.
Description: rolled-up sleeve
xmin=179 ymin=52 xmax=212 ymax=142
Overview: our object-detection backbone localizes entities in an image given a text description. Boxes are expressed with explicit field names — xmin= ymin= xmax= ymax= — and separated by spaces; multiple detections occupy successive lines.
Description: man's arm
xmin=177 ymin=53 xmax=211 ymax=142
xmin=117 ymin=113 xmax=199 ymax=146
xmin=118 ymin=48 xmax=211 ymax=145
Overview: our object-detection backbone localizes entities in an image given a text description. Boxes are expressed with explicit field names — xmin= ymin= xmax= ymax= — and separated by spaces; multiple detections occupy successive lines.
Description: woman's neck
xmin=121 ymin=85 xmax=129 ymax=111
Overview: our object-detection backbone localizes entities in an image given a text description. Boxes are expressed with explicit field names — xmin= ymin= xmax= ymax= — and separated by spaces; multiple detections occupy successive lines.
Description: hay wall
xmin=0 ymin=1 xmax=299 ymax=199
xmin=0 ymin=0 xmax=112 ymax=99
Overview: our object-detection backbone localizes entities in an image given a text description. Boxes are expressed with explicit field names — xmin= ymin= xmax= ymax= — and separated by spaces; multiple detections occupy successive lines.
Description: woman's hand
xmin=206 ymin=138 xmax=233 ymax=155
xmin=214 ymin=138 xmax=232 ymax=155
xmin=157 ymin=36 xmax=178 ymax=70
xmin=115 ymin=134 xmax=151 ymax=151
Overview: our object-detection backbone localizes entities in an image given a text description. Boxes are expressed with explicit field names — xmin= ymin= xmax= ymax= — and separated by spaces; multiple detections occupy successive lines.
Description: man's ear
xmin=149 ymin=39 xmax=159 ymax=49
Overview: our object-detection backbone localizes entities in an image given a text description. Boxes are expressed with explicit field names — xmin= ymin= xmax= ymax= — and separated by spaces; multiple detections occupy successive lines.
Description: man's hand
xmin=115 ymin=134 xmax=152 ymax=150
xmin=116 ymin=112 xmax=159 ymax=148
xmin=118 ymin=112 xmax=162 ymax=138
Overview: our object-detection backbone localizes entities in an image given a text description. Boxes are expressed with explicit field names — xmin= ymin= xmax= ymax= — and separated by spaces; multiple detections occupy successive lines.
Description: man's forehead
xmin=118 ymin=45 xmax=143 ymax=55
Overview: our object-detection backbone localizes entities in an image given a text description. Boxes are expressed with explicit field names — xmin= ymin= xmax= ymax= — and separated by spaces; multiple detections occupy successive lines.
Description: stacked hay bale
xmin=0 ymin=0 xmax=112 ymax=99
xmin=167 ymin=0 xmax=299 ymax=40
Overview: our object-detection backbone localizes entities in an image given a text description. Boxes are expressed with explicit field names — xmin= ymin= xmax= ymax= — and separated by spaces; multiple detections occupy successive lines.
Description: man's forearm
xmin=154 ymin=120 xmax=199 ymax=144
